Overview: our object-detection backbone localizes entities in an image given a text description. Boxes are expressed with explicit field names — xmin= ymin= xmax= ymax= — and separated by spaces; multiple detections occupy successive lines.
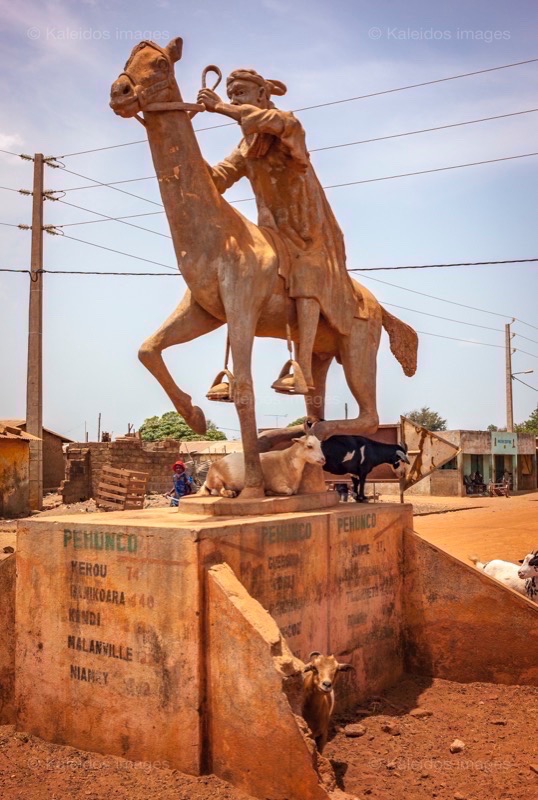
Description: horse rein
xmin=120 ymin=41 xmax=222 ymax=126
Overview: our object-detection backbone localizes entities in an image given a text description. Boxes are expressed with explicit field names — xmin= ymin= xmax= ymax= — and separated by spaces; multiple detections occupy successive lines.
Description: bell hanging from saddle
xmin=207 ymin=333 xmax=235 ymax=402
xmin=206 ymin=368 xmax=235 ymax=403
xmin=271 ymin=359 xmax=310 ymax=395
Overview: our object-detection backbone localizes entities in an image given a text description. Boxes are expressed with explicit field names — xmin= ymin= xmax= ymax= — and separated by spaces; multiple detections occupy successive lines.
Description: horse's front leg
xmin=227 ymin=313 xmax=265 ymax=498
xmin=138 ymin=290 xmax=223 ymax=434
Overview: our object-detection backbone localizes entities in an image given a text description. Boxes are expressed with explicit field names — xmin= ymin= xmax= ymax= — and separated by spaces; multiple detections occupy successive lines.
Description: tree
xmin=405 ymin=406 xmax=447 ymax=431
xmin=287 ymin=416 xmax=307 ymax=428
xmin=515 ymin=406 xmax=538 ymax=434
xmin=487 ymin=424 xmax=507 ymax=432
xmin=139 ymin=411 xmax=227 ymax=442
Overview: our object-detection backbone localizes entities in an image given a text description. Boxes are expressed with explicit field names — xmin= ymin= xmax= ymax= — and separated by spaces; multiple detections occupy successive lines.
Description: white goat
xmin=470 ymin=551 xmax=538 ymax=602
xmin=302 ymin=651 xmax=354 ymax=753
xmin=518 ymin=550 xmax=538 ymax=601
xmin=199 ymin=435 xmax=325 ymax=498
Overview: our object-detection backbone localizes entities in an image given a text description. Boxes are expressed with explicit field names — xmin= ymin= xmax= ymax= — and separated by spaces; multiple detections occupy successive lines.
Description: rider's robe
xmin=208 ymin=104 xmax=362 ymax=335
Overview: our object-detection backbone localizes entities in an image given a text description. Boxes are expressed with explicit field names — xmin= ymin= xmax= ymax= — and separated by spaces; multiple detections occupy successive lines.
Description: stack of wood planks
xmin=95 ymin=465 xmax=148 ymax=511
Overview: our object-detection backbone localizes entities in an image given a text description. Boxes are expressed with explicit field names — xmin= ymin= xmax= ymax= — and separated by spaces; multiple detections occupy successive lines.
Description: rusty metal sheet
xmin=400 ymin=415 xmax=460 ymax=490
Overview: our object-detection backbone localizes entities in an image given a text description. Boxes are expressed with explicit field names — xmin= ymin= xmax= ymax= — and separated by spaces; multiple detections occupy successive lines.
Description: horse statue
xmin=109 ymin=37 xmax=418 ymax=499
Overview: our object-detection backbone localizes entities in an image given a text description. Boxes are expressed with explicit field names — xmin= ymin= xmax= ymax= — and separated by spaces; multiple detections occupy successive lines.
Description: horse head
xmin=109 ymin=37 xmax=183 ymax=118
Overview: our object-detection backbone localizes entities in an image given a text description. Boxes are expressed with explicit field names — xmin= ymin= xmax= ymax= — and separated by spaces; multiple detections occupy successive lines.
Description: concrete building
xmin=0 ymin=420 xmax=73 ymax=493
xmin=408 ymin=430 xmax=536 ymax=497
xmin=0 ymin=424 xmax=40 ymax=517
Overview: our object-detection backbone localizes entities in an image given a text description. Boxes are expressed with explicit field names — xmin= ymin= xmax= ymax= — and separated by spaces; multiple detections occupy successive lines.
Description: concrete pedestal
xmin=16 ymin=501 xmax=412 ymax=787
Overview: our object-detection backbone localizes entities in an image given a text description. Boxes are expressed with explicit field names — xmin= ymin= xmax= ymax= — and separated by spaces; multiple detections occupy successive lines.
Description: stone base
xmin=16 ymin=501 xmax=413 ymax=795
xmin=180 ymin=491 xmax=339 ymax=516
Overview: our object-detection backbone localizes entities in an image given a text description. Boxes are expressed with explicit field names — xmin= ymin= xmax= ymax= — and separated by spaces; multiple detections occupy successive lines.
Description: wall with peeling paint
xmin=0 ymin=441 xmax=30 ymax=518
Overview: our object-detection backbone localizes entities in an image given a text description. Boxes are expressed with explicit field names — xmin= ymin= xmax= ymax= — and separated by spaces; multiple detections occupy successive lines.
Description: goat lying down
xmin=199 ymin=434 xmax=325 ymax=498
xmin=470 ymin=550 xmax=538 ymax=602
xmin=302 ymin=651 xmax=354 ymax=753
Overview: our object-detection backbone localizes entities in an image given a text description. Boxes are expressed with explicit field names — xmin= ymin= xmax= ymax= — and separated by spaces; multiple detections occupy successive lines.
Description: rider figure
xmin=198 ymin=69 xmax=359 ymax=395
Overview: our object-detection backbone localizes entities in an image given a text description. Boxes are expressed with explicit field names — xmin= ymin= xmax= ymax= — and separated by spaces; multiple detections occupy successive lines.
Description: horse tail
xmin=381 ymin=306 xmax=418 ymax=377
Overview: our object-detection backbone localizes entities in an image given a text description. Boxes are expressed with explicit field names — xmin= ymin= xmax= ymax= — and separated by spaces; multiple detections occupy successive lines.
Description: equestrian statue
xmin=109 ymin=37 xmax=418 ymax=499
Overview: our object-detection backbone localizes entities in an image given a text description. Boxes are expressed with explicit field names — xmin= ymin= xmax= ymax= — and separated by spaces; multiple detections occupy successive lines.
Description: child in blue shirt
xmin=168 ymin=460 xmax=193 ymax=507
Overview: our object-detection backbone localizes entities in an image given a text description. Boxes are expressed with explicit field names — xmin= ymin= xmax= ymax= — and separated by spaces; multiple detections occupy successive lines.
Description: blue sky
xmin=1 ymin=0 xmax=537 ymax=441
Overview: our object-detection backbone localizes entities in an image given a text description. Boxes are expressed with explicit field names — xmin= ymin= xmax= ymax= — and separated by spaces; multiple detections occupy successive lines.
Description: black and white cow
xmin=321 ymin=436 xmax=410 ymax=503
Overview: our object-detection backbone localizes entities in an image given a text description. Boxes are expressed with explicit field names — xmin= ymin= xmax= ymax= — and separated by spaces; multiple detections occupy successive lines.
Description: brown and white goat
xmin=302 ymin=651 xmax=354 ymax=753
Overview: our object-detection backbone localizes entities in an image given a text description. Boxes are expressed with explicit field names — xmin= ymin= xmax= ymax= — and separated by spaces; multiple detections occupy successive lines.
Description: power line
xmin=416 ymin=330 xmax=504 ymax=348
xmin=3 ymin=265 xmax=536 ymax=353
xmin=322 ymin=152 xmax=538 ymax=191
xmin=53 ymin=151 xmax=538 ymax=208
xmin=3 ymin=265 xmax=535 ymax=355
xmin=53 ymin=56 xmax=538 ymax=158
xmin=293 ymin=57 xmax=538 ymax=113
xmin=0 ymin=148 xmax=24 ymax=158
xmin=50 ymin=165 xmax=164 ymax=208
xmin=513 ymin=332 xmax=538 ymax=346
xmin=311 ymin=108 xmax=538 ymax=154
xmin=416 ymin=329 xmax=538 ymax=359
xmin=45 ymin=269 xmax=178 ymax=276
xmin=54 ymin=209 xmax=167 ymax=229
xmin=0 ymin=185 xmax=29 ymax=194
xmin=54 ymin=198 xmax=171 ymax=239
xmin=352 ymin=257 xmax=538 ymax=272
xmin=0 ymin=268 xmax=179 ymax=276
xmin=46 ymin=232 xmax=178 ymax=271
xmin=56 ymin=105 xmax=538 ymax=163
xmin=513 ymin=347 xmax=538 ymax=361
xmin=1 ymin=255 xmax=535 ymax=276
xmin=358 ymin=272 xmax=520 ymax=322
xmin=0 ymin=268 xmax=31 ymax=274
xmin=59 ymin=174 xmax=155 ymax=193
xmin=512 ymin=375 xmax=538 ymax=392
xmin=382 ymin=302 xmax=503 ymax=332
xmin=55 ymin=120 xmax=239 ymax=159
xmin=57 ymin=209 xmax=166 ymax=227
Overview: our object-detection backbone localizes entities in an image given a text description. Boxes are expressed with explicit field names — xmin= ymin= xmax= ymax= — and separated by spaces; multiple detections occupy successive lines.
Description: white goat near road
xmin=199 ymin=434 xmax=325 ymax=498
xmin=470 ymin=550 xmax=538 ymax=602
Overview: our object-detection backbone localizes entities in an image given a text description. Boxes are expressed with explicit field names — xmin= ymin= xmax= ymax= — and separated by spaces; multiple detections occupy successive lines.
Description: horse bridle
xmin=120 ymin=40 xmax=222 ymax=126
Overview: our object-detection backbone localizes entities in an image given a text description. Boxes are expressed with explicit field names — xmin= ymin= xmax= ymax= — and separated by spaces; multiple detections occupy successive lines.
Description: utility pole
xmin=26 ymin=154 xmax=44 ymax=510
xmin=505 ymin=322 xmax=514 ymax=432
xmin=97 ymin=412 xmax=101 ymax=443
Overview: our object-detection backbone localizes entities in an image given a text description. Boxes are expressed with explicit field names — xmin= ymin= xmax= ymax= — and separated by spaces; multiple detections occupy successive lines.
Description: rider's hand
xmin=197 ymin=89 xmax=222 ymax=112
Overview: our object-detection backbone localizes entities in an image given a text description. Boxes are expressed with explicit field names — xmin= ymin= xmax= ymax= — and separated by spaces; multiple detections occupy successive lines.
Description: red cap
xmin=172 ymin=460 xmax=185 ymax=470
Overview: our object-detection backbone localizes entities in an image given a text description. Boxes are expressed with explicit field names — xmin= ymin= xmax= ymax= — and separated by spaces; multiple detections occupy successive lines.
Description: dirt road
xmin=411 ymin=491 xmax=538 ymax=564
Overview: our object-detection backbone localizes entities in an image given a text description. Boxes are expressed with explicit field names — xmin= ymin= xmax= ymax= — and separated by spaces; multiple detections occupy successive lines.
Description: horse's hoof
xmin=187 ymin=406 xmax=207 ymax=435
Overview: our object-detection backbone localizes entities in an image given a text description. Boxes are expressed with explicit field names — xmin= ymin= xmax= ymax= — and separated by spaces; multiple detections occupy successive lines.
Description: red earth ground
xmin=2 ymin=491 xmax=537 ymax=799
xmin=1 ymin=675 xmax=537 ymax=800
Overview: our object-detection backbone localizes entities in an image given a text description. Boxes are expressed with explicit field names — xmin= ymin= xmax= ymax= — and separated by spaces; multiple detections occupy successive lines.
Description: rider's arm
xmin=207 ymin=147 xmax=247 ymax=194
xmin=234 ymin=106 xmax=309 ymax=167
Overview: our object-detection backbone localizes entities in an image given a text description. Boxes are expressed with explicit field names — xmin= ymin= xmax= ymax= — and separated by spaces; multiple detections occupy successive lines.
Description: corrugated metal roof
xmin=0 ymin=419 xmax=72 ymax=442
xmin=0 ymin=423 xmax=39 ymax=441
